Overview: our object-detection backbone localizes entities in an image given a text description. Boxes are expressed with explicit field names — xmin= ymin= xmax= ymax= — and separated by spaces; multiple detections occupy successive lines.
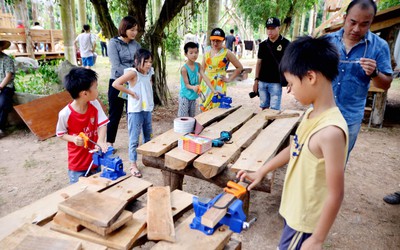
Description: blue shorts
xmin=278 ymin=220 xmax=312 ymax=250
xmin=68 ymin=166 xmax=100 ymax=184
xmin=82 ymin=56 xmax=94 ymax=67
xmin=258 ymin=81 xmax=282 ymax=110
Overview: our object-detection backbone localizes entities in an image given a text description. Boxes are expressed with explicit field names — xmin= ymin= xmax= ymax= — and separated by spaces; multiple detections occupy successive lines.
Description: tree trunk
xmin=207 ymin=0 xmax=220 ymax=45
xmin=31 ymin=2 xmax=38 ymax=23
xmin=90 ymin=0 xmax=118 ymax=38
xmin=77 ymin=0 xmax=87 ymax=29
xmin=48 ymin=4 xmax=55 ymax=29
xmin=60 ymin=0 xmax=77 ymax=65
xmin=15 ymin=0 xmax=33 ymax=57
xmin=154 ymin=0 xmax=162 ymax=23
xmin=300 ymin=12 xmax=306 ymax=36
xmin=71 ymin=0 xmax=77 ymax=33
xmin=292 ymin=14 xmax=300 ymax=39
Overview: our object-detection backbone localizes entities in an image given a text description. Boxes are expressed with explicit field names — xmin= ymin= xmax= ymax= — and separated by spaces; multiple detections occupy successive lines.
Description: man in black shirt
xmin=225 ymin=29 xmax=236 ymax=51
xmin=253 ymin=17 xmax=290 ymax=110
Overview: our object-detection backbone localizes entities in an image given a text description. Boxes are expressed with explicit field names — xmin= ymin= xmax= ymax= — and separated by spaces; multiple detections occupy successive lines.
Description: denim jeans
xmin=128 ymin=111 xmax=153 ymax=162
xmin=258 ymin=81 xmax=282 ymax=110
xmin=68 ymin=167 xmax=100 ymax=184
xmin=347 ymin=122 xmax=361 ymax=159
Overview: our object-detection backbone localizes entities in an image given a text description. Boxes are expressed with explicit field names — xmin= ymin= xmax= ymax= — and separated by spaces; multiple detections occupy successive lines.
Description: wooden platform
xmin=139 ymin=107 xmax=304 ymax=193
xmin=0 ymin=174 xmax=241 ymax=249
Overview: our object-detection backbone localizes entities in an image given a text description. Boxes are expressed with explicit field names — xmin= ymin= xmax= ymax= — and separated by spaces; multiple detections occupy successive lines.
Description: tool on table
xmin=197 ymin=88 xmax=206 ymax=102
xmin=212 ymin=131 xmax=232 ymax=147
xmin=212 ymin=93 xmax=232 ymax=109
xmin=78 ymin=132 xmax=126 ymax=180
xmin=190 ymin=180 xmax=257 ymax=235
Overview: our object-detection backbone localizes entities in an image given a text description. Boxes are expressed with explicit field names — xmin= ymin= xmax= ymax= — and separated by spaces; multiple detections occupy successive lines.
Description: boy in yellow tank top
xmin=237 ymin=36 xmax=348 ymax=250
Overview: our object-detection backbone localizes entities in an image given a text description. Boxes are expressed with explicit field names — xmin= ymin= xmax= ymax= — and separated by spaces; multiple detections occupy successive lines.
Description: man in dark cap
xmin=253 ymin=17 xmax=290 ymax=111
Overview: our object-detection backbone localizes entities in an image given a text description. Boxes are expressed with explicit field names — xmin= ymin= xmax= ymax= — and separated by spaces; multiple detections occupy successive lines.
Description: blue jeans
xmin=68 ymin=167 xmax=100 ymax=184
xmin=128 ymin=111 xmax=153 ymax=163
xmin=258 ymin=81 xmax=282 ymax=110
xmin=347 ymin=122 xmax=361 ymax=159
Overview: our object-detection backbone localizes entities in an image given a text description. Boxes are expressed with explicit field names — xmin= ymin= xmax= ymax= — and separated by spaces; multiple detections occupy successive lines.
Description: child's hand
xmin=130 ymin=91 xmax=139 ymax=100
xmin=192 ymin=85 xmax=199 ymax=93
xmin=220 ymin=75 xmax=230 ymax=83
xmin=300 ymin=236 xmax=323 ymax=250
xmin=97 ymin=142 xmax=108 ymax=153
xmin=74 ymin=136 xmax=84 ymax=147
xmin=236 ymin=170 xmax=262 ymax=191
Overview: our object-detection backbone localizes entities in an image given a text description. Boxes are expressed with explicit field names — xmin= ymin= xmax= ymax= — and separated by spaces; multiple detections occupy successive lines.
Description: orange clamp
xmin=78 ymin=132 xmax=89 ymax=148
xmin=223 ymin=181 xmax=247 ymax=198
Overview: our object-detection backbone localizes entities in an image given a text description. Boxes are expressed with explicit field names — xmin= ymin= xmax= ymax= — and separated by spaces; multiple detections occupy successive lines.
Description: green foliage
xmin=378 ymin=0 xmax=400 ymax=10
xmin=165 ymin=26 xmax=181 ymax=59
xmin=14 ymin=60 xmax=63 ymax=95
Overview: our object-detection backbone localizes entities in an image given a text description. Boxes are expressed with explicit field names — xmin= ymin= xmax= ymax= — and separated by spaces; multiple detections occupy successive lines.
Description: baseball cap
xmin=0 ymin=40 xmax=11 ymax=51
xmin=266 ymin=17 xmax=281 ymax=28
xmin=210 ymin=28 xmax=225 ymax=41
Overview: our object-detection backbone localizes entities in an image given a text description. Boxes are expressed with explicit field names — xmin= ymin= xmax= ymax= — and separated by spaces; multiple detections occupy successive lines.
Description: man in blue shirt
xmin=326 ymin=0 xmax=393 ymax=157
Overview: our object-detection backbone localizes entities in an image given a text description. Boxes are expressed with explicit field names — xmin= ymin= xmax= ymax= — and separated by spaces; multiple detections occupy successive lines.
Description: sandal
xmin=383 ymin=192 xmax=400 ymax=205
xmin=130 ymin=167 xmax=142 ymax=178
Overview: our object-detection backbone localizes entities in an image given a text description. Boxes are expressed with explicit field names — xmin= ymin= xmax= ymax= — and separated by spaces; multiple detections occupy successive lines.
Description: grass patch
xmin=23 ymin=158 xmax=39 ymax=169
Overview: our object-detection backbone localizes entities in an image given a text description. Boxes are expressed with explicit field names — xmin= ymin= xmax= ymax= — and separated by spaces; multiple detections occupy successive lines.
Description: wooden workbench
xmin=138 ymin=107 xmax=304 ymax=193
xmin=0 ymin=174 xmax=241 ymax=249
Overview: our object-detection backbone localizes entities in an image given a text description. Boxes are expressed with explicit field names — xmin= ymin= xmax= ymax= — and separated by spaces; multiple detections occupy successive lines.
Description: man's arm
xmin=0 ymin=72 xmax=12 ymax=90
xmin=301 ymin=126 xmax=346 ymax=249
xmin=253 ymin=59 xmax=262 ymax=93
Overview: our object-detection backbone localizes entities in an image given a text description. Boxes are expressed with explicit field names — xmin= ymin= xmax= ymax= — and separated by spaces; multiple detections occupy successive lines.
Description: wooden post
xmin=371 ymin=90 xmax=387 ymax=127
xmin=161 ymin=170 xmax=184 ymax=191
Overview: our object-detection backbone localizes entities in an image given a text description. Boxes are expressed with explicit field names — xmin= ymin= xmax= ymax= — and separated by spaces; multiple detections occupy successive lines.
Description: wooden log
xmin=52 ymin=212 xmax=83 ymax=232
xmin=13 ymin=235 xmax=82 ymax=250
xmin=147 ymin=186 xmax=175 ymax=242
xmin=137 ymin=106 xmax=241 ymax=157
xmin=162 ymin=170 xmax=184 ymax=191
xmin=371 ymin=90 xmax=387 ymax=127
xmin=142 ymin=156 xmax=272 ymax=193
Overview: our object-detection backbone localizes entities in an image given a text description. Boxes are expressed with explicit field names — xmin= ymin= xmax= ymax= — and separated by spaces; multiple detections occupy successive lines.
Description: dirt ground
xmin=0 ymin=57 xmax=399 ymax=249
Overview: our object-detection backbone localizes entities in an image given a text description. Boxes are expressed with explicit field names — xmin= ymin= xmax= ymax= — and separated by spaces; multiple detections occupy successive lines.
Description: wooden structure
xmin=0 ymin=174 xmax=241 ymax=249
xmin=0 ymin=10 xmax=14 ymax=28
xmin=0 ymin=28 xmax=64 ymax=59
xmin=323 ymin=5 xmax=400 ymax=127
xmin=138 ymin=107 xmax=304 ymax=193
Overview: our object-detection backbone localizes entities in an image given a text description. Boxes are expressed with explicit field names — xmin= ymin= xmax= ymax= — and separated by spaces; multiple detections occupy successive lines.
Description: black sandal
xmin=383 ymin=192 xmax=400 ymax=205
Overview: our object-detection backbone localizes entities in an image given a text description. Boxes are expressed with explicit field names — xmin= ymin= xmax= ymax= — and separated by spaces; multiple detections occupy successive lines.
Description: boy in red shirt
xmin=56 ymin=68 xmax=109 ymax=183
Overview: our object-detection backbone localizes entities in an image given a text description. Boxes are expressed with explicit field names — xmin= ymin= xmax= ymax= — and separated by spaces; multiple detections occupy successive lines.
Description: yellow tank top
xmin=279 ymin=107 xmax=348 ymax=233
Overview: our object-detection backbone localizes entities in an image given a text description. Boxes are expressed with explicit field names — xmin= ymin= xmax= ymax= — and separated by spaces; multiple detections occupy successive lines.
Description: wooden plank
xmin=0 ymin=173 xmax=127 ymax=240
xmin=101 ymin=175 xmax=152 ymax=202
xmin=231 ymin=110 xmax=304 ymax=173
xmin=50 ymin=190 xmax=194 ymax=250
xmin=147 ymin=186 xmax=175 ymax=242
xmin=137 ymin=106 xmax=241 ymax=157
xmin=55 ymin=210 xmax=133 ymax=236
xmin=13 ymin=91 xmax=72 ymax=140
xmin=14 ymin=235 xmax=82 ymax=250
xmin=193 ymin=109 xmax=280 ymax=178
xmin=165 ymin=107 xmax=254 ymax=172
xmin=152 ymin=213 xmax=232 ymax=250
xmin=58 ymin=190 xmax=127 ymax=227
xmin=224 ymin=238 xmax=241 ymax=250
xmin=201 ymin=193 xmax=236 ymax=228
xmin=0 ymin=223 xmax=106 ymax=250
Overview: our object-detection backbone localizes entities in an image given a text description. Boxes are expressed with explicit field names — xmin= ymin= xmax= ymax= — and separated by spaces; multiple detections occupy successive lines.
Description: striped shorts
xmin=178 ymin=96 xmax=197 ymax=117
xmin=278 ymin=220 xmax=312 ymax=250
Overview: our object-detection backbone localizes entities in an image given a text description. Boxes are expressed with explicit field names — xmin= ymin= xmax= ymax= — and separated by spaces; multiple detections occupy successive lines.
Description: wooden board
xmin=137 ymin=106 xmax=241 ymax=157
xmin=101 ymin=175 xmax=152 ymax=202
xmin=0 ymin=173 xmax=128 ymax=240
xmin=54 ymin=210 xmax=133 ymax=236
xmin=231 ymin=110 xmax=304 ymax=173
xmin=193 ymin=109 xmax=280 ymax=178
xmin=50 ymin=189 xmax=194 ymax=250
xmin=13 ymin=91 xmax=71 ymax=141
xmin=147 ymin=186 xmax=175 ymax=242
xmin=14 ymin=235 xmax=81 ymax=250
xmin=201 ymin=193 xmax=236 ymax=228
xmin=0 ymin=223 xmax=106 ymax=250
xmin=152 ymin=213 xmax=232 ymax=250
xmin=58 ymin=190 xmax=127 ymax=227
xmin=165 ymin=107 xmax=254 ymax=173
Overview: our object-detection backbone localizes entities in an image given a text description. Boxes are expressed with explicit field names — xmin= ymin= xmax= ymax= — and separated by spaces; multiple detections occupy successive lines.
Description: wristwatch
xmin=369 ymin=67 xmax=379 ymax=78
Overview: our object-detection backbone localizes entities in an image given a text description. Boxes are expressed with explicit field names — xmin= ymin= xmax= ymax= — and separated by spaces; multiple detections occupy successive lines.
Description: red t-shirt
xmin=56 ymin=100 xmax=109 ymax=171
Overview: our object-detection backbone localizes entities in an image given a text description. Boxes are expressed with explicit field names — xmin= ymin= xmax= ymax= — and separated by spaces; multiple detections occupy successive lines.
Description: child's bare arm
xmin=60 ymin=134 xmax=84 ymax=147
xmin=97 ymin=125 xmax=107 ymax=152
xmin=181 ymin=66 xmax=198 ymax=92
xmin=302 ymin=126 xmax=346 ymax=249
xmin=112 ymin=71 xmax=138 ymax=99
xmin=237 ymin=145 xmax=291 ymax=190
